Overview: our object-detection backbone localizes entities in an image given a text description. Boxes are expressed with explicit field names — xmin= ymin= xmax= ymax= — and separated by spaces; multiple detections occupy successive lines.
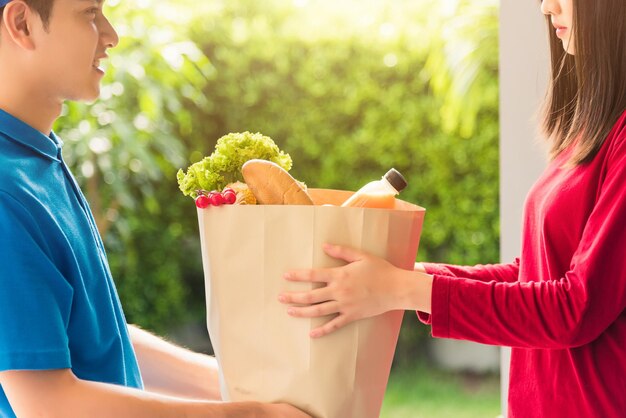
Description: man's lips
xmin=92 ymin=63 xmax=104 ymax=74
xmin=93 ymin=55 xmax=108 ymax=73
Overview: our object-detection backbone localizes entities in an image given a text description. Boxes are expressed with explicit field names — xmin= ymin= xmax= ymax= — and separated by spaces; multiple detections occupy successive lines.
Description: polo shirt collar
xmin=0 ymin=108 xmax=63 ymax=162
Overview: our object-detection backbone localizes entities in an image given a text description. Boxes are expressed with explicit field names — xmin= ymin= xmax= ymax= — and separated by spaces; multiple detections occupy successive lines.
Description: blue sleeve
xmin=0 ymin=191 xmax=73 ymax=371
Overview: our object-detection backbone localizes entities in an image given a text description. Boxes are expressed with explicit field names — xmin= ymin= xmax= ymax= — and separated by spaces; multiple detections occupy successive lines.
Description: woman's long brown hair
xmin=542 ymin=0 xmax=626 ymax=165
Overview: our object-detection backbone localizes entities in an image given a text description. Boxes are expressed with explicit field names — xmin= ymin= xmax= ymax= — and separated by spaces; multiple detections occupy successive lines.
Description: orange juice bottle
xmin=341 ymin=168 xmax=407 ymax=209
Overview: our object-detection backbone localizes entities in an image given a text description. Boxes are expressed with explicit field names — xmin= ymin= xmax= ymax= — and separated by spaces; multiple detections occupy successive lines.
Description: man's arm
xmin=128 ymin=324 xmax=221 ymax=401
xmin=0 ymin=369 xmax=309 ymax=418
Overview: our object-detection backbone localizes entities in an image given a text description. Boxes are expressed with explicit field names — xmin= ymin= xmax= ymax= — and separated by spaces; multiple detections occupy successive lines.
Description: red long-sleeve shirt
xmin=419 ymin=110 xmax=626 ymax=418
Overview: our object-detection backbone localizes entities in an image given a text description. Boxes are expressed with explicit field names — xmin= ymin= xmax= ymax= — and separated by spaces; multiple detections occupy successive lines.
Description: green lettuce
xmin=177 ymin=132 xmax=292 ymax=198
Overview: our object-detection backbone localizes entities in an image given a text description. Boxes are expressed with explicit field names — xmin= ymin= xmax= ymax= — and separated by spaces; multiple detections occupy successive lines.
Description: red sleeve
xmin=417 ymin=260 xmax=519 ymax=324
xmin=426 ymin=122 xmax=626 ymax=349
xmin=422 ymin=260 xmax=520 ymax=283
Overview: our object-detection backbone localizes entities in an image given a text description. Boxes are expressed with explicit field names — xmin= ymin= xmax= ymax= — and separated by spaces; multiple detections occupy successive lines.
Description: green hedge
xmin=55 ymin=0 xmax=499 ymax=363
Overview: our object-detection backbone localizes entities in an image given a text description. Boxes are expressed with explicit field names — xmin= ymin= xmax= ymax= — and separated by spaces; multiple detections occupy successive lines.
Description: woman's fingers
xmin=278 ymin=287 xmax=332 ymax=305
xmin=286 ymin=300 xmax=340 ymax=318
xmin=279 ymin=244 xmax=373 ymax=339
xmin=283 ymin=268 xmax=336 ymax=283
xmin=309 ymin=315 xmax=350 ymax=338
xmin=323 ymin=243 xmax=365 ymax=263
xmin=283 ymin=244 xmax=367 ymax=283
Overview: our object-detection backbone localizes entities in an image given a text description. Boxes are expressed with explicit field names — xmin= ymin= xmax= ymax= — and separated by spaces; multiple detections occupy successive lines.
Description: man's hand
xmin=226 ymin=402 xmax=311 ymax=418
xmin=261 ymin=403 xmax=312 ymax=418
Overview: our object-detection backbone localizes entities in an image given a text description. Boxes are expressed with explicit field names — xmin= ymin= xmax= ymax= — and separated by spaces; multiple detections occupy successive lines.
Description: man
xmin=0 ymin=0 xmax=309 ymax=416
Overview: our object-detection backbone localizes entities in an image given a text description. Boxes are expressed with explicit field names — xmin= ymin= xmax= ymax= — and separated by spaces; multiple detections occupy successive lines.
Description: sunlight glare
xmin=379 ymin=23 xmax=397 ymax=40
xmin=383 ymin=53 xmax=398 ymax=68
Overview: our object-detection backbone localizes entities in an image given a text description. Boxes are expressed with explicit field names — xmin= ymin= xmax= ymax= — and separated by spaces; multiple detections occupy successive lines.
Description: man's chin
xmin=69 ymin=87 xmax=102 ymax=104
xmin=84 ymin=93 xmax=102 ymax=104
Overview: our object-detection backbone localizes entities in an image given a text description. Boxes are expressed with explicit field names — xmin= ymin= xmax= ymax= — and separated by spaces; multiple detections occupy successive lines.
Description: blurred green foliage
xmin=54 ymin=0 xmax=499 ymax=363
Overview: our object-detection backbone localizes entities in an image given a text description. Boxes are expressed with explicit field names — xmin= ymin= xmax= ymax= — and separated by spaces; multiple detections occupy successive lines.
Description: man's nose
xmin=99 ymin=16 xmax=119 ymax=49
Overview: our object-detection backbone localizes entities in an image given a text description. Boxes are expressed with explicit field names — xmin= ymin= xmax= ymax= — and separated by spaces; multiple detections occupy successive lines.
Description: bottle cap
xmin=384 ymin=168 xmax=407 ymax=192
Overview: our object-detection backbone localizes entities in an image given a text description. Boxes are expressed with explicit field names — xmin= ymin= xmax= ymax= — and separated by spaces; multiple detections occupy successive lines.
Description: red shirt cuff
xmin=416 ymin=274 xmax=451 ymax=338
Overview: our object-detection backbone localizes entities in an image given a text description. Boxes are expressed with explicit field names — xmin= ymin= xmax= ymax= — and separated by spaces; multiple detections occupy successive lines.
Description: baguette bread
xmin=241 ymin=159 xmax=314 ymax=205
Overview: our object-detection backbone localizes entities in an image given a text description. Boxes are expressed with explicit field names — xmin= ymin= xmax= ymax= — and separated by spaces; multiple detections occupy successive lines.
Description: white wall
xmin=499 ymin=1 xmax=549 ymax=415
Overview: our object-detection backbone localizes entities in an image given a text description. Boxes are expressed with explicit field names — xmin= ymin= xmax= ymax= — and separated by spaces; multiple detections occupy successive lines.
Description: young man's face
xmin=33 ymin=0 xmax=119 ymax=102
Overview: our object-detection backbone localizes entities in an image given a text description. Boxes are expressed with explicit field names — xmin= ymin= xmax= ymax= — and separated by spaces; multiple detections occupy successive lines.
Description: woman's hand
xmin=279 ymin=244 xmax=432 ymax=338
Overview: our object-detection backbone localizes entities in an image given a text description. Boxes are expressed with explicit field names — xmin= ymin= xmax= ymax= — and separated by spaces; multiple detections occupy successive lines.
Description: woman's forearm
xmin=395 ymin=269 xmax=433 ymax=314
xmin=414 ymin=262 xmax=427 ymax=273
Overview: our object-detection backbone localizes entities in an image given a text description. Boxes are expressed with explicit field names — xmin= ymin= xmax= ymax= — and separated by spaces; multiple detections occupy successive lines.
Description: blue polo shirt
xmin=0 ymin=109 xmax=142 ymax=416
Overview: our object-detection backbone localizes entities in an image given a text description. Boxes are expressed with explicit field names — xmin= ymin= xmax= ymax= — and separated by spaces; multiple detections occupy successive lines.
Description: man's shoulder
xmin=0 ymin=163 xmax=54 ymax=233
xmin=0 ymin=132 xmax=31 ymax=170
xmin=0 ymin=133 xmax=56 ymax=198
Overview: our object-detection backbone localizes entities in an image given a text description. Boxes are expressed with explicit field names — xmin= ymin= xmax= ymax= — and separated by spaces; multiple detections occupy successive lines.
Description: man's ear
xmin=2 ymin=1 xmax=36 ymax=50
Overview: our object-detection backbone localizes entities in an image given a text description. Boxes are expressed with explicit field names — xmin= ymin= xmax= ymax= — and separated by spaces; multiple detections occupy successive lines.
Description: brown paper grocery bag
xmin=197 ymin=189 xmax=425 ymax=418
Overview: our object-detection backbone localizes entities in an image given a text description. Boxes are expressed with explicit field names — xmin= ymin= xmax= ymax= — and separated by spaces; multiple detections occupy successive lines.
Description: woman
xmin=279 ymin=0 xmax=626 ymax=416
